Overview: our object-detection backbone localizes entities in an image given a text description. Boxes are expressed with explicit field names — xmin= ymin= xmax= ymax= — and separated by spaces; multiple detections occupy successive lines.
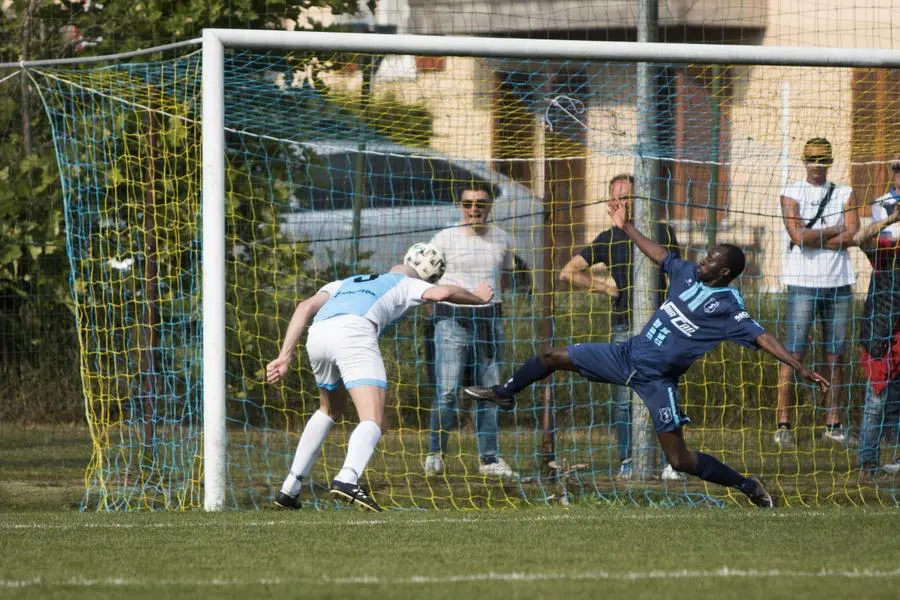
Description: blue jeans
xmin=430 ymin=315 xmax=503 ymax=460
xmin=783 ymin=285 xmax=852 ymax=355
xmin=611 ymin=324 xmax=631 ymax=462
xmin=859 ymin=379 xmax=900 ymax=470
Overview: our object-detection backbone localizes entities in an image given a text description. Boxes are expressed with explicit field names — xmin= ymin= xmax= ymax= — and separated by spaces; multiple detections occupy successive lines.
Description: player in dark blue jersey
xmin=465 ymin=197 xmax=830 ymax=507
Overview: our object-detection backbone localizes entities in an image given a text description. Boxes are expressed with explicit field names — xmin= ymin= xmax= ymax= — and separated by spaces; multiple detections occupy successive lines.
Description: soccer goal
xmin=15 ymin=29 xmax=900 ymax=511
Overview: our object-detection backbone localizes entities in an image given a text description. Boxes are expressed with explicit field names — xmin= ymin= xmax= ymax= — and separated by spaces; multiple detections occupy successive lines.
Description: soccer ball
xmin=404 ymin=242 xmax=446 ymax=283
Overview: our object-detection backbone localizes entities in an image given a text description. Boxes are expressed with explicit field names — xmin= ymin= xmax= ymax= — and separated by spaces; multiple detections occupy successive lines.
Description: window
xmin=662 ymin=65 xmax=732 ymax=225
xmin=851 ymin=68 xmax=900 ymax=208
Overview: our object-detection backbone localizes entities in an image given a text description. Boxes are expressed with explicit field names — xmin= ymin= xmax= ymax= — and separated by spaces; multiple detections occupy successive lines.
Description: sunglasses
xmin=804 ymin=157 xmax=833 ymax=166
xmin=461 ymin=200 xmax=491 ymax=209
xmin=891 ymin=163 xmax=900 ymax=173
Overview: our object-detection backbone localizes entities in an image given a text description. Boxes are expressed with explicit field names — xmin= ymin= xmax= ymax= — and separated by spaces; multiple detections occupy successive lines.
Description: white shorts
xmin=306 ymin=314 xmax=387 ymax=390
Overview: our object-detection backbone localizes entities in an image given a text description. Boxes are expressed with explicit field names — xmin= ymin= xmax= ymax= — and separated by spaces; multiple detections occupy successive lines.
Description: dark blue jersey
xmin=627 ymin=252 xmax=765 ymax=379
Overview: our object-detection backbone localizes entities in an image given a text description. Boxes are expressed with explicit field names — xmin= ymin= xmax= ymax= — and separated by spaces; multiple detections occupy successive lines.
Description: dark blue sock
xmin=693 ymin=452 xmax=752 ymax=491
xmin=496 ymin=355 xmax=553 ymax=397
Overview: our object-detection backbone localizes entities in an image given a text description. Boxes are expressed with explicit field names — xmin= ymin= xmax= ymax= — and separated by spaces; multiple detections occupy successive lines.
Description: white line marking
xmin=3 ymin=568 xmax=900 ymax=588
xmin=0 ymin=509 xmax=885 ymax=531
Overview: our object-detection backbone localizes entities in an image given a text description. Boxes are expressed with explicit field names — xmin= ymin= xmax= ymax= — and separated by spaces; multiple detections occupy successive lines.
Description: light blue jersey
xmin=313 ymin=273 xmax=434 ymax=334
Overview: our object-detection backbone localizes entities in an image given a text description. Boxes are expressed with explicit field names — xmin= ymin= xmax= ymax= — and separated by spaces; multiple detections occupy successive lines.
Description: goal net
xmin=26 ymin=32 xmax=900 ymax=510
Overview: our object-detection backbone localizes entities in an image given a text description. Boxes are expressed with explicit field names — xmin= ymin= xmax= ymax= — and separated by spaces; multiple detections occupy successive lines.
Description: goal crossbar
xmin=205 ymin=29 xmax=900 ymax=68
xmin=201 ymin=28 xmax=900 ymax=511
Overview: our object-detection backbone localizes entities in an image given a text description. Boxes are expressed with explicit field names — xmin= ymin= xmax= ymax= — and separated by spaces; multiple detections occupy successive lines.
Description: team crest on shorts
xmin=658 ymin=407 xmax=673 ymax=424
xmin=703 ymin=298 xmax=720 ymax=313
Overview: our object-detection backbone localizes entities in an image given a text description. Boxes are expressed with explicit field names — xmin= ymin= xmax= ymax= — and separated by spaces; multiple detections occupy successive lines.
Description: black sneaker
xmin=274 ymin=491 xmax=301 ymax=510
xmin=330 ymin=480 xmax=383 ymax=512
xmin=463 ymin=386 xmax=516 ymax=410
xmin=744 ymin=476 xmax=776 ymax=508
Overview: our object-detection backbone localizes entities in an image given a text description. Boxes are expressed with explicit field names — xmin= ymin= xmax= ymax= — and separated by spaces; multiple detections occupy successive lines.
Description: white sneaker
xmin=882 ymin=458 xmax=900 ymax=474
xmin=479 ymin=457 xmax=518 ymax=479
xmin=773 ymin=427 xmax=795 ymax=449
xmin=821 ymin=427 xmax=859 ymax=448
xmin=616 ymin=459 xmax=633 ymax=481
xmin=423 ymin=453 xmax=444 ymax=475
xmin=661 ymin=463 xmax=686 ymax=481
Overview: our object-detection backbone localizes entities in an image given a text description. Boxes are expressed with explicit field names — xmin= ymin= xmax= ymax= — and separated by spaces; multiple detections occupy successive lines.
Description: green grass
xmin=2 ymin=510 xmax=899 ymax=599
xmin=3 ymin=426 xmax=900 ymax=599
xmin=3 ymin=423 xmax=900 ymax=514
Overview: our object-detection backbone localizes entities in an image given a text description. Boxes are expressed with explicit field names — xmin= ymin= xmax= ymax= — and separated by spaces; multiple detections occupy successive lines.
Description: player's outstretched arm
xmin=423 ymin=282 xmax=494 ymax=305
xmin=755 ymin=332 xmax=830 ymax=393
xmin=607 ymin=197 xmax=668 ymax=266
xmin=265 ymin=291 xmax=331 ymax=384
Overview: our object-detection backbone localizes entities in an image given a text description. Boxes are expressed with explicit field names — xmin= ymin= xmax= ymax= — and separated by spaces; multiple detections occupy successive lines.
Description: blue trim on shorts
xmin=668 ymin=386 xmax=681 ymax=428
xmin=317 ymin=382 xmax=340 ymax=391
xmin=344 ymin=378 xmax=388 ymax=390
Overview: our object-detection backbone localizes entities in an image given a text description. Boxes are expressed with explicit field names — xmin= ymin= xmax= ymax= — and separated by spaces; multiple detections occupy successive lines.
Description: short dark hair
xmin=716 ymin=243 xmax=746 ymax=281
xmin=802 ymin=138 xmax=833 ymax=165
xmin=609 ymin=173 xmax=635 ymax=187
xmin=455 ymin=182 xmax=495 ymax=203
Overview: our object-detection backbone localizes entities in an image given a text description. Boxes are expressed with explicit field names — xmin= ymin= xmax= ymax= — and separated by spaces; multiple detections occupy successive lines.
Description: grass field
xmin=2 ymin=510 xmax=900 ymax=599
xmin=3 ymin=426 xmax=900 ymax=599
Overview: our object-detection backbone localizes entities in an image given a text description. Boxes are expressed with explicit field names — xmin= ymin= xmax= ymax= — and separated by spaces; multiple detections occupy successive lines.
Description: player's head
xmin=609 ymin=174 xmax=634 ymax=205
xmin=803 ymin=137 xmax=833 ymax=184
xmin=402 ymin=242 xmax=446 ymax=283
xmin=697 ymin=243 xmax=745 ymax=286
xmin=456 ymin=184 xmax=494 ymax=230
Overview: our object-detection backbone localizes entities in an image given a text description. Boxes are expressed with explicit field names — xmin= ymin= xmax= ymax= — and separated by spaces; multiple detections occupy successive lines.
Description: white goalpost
xmin=192 ymin=28 xmax=900 ymax=510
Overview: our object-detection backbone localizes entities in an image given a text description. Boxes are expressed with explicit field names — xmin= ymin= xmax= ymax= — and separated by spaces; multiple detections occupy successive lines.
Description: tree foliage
xmin=0 ymin=1 xmax=398 ymax=421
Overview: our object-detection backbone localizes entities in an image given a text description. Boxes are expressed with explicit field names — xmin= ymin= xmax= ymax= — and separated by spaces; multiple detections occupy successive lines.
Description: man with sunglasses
xmin=559 ymin=173 xmax=683 ymax=481
xmin=423 ymin=184 xmax=518 ymax=478
xmin=776 ymin=138 xmax=860 ymax=448
xmin=857 ymin=155 xmax=900 ymax=475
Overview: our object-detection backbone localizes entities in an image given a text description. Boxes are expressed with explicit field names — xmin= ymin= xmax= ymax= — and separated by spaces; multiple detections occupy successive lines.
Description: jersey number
xmin=352 ymin=274 xmax=380 ymax=283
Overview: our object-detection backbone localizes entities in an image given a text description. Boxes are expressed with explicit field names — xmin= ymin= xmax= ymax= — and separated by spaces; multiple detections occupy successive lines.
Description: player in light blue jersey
xmin=266 ymin=243 xmax=494 ymax=512
xmin=465 ymin=198 xmax=830 ymax=507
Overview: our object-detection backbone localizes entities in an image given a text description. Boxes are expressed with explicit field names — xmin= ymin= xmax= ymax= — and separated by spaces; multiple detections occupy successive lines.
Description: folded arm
xmin=822 ymin=192 xmax=860 ymax=250
xmin=780 ymin=196 xmax=843 ymax=249
xmin=559 ymin=255 xmax=619 ymax=297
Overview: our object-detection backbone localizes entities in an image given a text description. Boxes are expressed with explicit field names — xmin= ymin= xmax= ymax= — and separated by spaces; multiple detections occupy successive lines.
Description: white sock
xmin=335 ymin=421 xmax=382 ymax=485
xmin=280 ymin=410 xmax=334 ymax=496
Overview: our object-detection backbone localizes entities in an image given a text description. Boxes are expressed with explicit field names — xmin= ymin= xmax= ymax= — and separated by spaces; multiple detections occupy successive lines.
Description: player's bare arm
xmin=607 ymin=197 xmax=668 ymax=266
xmin=559 ymin=255 xmax=619 ymax=298
xmin=780 ymin=196 xmax=843 ymax=249
xmin=266 ymin=290 xmax=332 ymax=384
xmin=423 ymin=282 xmax=494 ymax=305
xmin=755 ymin=331 xmax=830 ymax=393
xmin=852 ymin=205 xmax=900 ymax=249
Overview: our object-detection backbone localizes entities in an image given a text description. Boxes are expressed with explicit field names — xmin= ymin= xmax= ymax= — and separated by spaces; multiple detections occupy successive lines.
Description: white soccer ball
xmin=404 ymin=242 xmax=446 ymax=283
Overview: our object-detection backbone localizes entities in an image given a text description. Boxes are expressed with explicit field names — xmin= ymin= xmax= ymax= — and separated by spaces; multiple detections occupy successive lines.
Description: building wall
xmin=317 ymin=1 xmax=895 ymax=292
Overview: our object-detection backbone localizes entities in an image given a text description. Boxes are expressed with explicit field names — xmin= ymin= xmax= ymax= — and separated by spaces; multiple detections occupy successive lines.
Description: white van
xmin=279 ymin=140 xmax=543 ymax=285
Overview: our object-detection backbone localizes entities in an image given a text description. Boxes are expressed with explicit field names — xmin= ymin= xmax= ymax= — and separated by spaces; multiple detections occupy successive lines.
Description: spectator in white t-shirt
xmin=423 ymin=184 xmax=518 ymax=478
xmin=775 ymin=138 xmax=860 ymax=449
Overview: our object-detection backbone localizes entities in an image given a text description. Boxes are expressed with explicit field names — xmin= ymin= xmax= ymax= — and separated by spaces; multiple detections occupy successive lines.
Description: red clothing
xmin=870 ymin=234 xmax=900 ymax=273
xmin=859 ymin=235 xmax=900 ymax=394
xmin=860 ymin=330 xmax=900 ymax=395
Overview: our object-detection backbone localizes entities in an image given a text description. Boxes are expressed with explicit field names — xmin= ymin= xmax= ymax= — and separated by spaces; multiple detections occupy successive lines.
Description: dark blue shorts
xmin=567 ymin=342 xmax=691 ymax=434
